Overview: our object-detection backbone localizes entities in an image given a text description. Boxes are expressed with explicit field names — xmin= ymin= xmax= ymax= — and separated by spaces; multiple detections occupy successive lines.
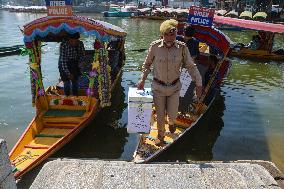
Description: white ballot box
xmin=127 ymin=87 xmax=153 ymax=134
xmin=180 ymin=68 xmax=192 ymax=97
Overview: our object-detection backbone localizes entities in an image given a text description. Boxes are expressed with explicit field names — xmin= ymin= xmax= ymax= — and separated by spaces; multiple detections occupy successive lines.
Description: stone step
xmin=29 ymin=159 xmax=282 ymax=189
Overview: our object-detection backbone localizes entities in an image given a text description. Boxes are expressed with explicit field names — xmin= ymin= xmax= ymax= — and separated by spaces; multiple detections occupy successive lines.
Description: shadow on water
xmin=153 ymin=92 xmax=226 ymax=162
xmin=53 ymin=78 xmax=129 ymax=159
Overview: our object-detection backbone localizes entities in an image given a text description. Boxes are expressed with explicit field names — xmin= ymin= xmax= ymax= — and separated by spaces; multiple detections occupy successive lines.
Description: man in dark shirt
xmin=58 ymin=33 xmax=85 ymax=96
xmin=177 ymin=25 xmax=202 ymax=114
xmin=176 ymin=25 xmax=200 ymax=62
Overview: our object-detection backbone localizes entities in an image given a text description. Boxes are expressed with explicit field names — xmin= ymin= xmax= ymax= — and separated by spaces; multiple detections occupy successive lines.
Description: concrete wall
xmin=0 ymin=139 xmax=16 ymax=189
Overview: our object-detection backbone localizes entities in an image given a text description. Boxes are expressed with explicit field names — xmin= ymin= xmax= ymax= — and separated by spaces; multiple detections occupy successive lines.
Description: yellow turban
xmin=160 ymin=19 xmax=178 ymax=34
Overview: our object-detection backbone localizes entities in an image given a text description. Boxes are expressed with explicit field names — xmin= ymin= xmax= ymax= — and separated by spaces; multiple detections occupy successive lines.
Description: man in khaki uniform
xmin=137 ymin=19 xmax=203 ymax=145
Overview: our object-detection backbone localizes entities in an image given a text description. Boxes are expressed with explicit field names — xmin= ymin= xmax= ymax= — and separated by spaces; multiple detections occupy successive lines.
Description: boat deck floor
xmin=142 ymin=120 xmax=186 ymax=147
xmin=12 ymin=127 xmax=74 ymax=172
xmin=44 ymin=109 xmax=86 ymax=117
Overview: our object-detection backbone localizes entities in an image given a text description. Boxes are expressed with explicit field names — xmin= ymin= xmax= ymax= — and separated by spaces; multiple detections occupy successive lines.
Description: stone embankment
xmin=0 ymin=139 xmax=16 ymax=189
xmin=30 ymin=158 xmax=284 ymax=189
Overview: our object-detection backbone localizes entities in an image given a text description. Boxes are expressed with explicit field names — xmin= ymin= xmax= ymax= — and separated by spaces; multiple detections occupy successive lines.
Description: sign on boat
xmin=188 ymin=6 xmax=215 ymax=27
xmin=46 ymin=0 xmax=72 ymax=16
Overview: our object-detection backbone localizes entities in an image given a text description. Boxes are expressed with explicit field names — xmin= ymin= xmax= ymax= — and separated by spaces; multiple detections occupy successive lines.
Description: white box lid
xmin=128 ymin=87 xmax=153 ymax=103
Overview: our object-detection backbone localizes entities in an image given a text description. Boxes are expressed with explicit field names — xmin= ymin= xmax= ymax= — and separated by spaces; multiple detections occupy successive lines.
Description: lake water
xmin=0 ymin=11 xmax=283 ymax=174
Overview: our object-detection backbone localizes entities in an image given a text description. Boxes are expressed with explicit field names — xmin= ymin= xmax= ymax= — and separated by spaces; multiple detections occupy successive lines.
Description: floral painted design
xmin=50 ymin=99 xmax=87 ymax=106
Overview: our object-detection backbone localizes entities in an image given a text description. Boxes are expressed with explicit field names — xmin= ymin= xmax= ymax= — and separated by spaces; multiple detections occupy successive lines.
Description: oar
xmin=195 ymin=49 xmax=230 ymax=115
xmin=129 ymin=48 xmax=148 ymax=52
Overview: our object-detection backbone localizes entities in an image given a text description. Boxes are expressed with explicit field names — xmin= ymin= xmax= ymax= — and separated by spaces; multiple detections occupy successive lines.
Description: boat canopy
xmin=176 ymin=9 xmax=189 ymax=14
xmin=239 ymin=11 xmax=252 ymax=19
xmin=23 ymin=15 xmax=127 ymax=43
xmin=216 ymin=9 xmax=227 ymax=16
xmin=137 ymin=7 xmax=151 ymax=13
xmin=214 ymin=15 xmax=284 ymax=34
xmin=192 ymin=25 xmax=231 ymax=56
xmin=253 ymin=12 xmax=267 ymax=19
xmin=225 ymin=10 xmax=238 ymax=18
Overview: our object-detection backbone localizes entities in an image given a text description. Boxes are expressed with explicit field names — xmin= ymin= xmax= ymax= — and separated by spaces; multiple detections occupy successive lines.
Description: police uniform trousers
xmin=152 ymin=80 xmax=182 ymax=136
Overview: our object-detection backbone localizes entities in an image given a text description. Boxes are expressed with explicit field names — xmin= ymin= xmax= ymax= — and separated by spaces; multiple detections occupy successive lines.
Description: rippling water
xmin=0 ymin=10 xmax=284 ymax=175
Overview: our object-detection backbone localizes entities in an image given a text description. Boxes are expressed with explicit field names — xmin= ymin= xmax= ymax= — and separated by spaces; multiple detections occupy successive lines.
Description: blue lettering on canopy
xmin=188 ymin=15 xmax=213 ymax=27
xmin=45 ymin=0 xmax=72 ymax=6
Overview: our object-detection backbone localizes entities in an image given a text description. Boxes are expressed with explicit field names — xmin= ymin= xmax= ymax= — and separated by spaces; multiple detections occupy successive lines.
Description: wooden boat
xmin=214 ymin=15 xmax=284 ymax=62
xmin=133 ymin=24 xmax=231 ymax=163
xmin=253 ymin=12 xmax=268 ymax=21
xmin=103 ymin=5 xmax=138 ymax=17
xmin=239 ymin=11 xmax=253 ymax=20
xmin=230 ymin=48 xmax=284 ymax=61
xmin=214 ymin=23 xmax=247 ymax=32
xmin=9 ymin=15 xmax=127 ymax=179
xmin=0 ymin=45 xmax=24 ymax=57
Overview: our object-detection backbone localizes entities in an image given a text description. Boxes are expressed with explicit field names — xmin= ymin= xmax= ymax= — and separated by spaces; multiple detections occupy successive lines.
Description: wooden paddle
xmin=129 ymin=48 xmax=148 ymax=52
xmin=195 ymin=49 xmax=230 ymax=115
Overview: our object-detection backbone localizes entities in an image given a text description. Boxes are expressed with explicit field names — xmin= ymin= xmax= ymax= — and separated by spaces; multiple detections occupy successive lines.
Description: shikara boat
xmin=0 ymin=44 xmax=24 ymax=57
xmin=239 ymin=11 xmax=253 ymax=20
xmin=214 ymin=23 xmax=247 ymax=32
xmin=9 ymin=15 xmax=127 ymax=179
xmin=133 ymin=24 xmax=231 ymax=163
xmin=214 ymin=15 xmax=284 ymax=62
xmin=103 ymin=5 xmax=138 ymax=17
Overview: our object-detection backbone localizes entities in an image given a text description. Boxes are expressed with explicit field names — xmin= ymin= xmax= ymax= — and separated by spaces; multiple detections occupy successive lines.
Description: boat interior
xmin=134 ymin=53 xmax=228 ymax=161
xmin=10 ymin=42 xmax=125 ymax=176
xmin=133 ymin=31 xmax=232 ymax=161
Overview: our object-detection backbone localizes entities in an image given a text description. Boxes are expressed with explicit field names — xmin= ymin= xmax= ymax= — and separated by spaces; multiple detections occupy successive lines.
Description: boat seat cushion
xmin=44 ymin=109 xmax=85 ymax=117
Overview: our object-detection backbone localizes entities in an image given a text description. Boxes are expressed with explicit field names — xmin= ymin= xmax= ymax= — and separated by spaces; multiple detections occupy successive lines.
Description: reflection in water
xmin=54 ymin=79 xmax=129 ymax=159
xmin=227 ymin=59 xmax=284 ymax=92
xmin=154 ymin=93 xmax=225 ymax=162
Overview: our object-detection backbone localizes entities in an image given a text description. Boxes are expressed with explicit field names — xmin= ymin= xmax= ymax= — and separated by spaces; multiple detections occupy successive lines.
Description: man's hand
xmin=137 ymin=79 xmax=145 ymax=90
xmin=196 ymin=86 xmax=203 ymax=102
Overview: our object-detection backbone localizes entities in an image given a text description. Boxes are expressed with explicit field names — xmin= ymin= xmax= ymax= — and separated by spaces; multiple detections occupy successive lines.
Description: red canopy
xmin=214 ymin=15 xmax=284 ymax=34
xmin=192 ymin=24 xmax=231 ymax=56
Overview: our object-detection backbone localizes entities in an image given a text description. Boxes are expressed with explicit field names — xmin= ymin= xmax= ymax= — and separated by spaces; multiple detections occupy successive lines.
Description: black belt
xmin=153 ymin=78 xmax=179 ymax=87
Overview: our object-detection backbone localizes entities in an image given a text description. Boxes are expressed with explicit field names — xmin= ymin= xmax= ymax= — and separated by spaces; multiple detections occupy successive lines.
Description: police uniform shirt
xmin=141 ymin=39 xmax=202 ymax=87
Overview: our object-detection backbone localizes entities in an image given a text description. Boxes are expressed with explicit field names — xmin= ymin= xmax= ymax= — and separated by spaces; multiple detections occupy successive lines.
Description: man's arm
xmin=137 ymin=44 xmax=155 ymax=89
xmin=78 ymin=41 xmax=86 ymax=63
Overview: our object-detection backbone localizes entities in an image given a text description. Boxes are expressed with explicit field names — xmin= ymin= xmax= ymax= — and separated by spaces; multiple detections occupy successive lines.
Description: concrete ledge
xmin=30 ymin=158 xmax=283 ymax=189
xmin=0 ymin=139 xmax=16 ymax=189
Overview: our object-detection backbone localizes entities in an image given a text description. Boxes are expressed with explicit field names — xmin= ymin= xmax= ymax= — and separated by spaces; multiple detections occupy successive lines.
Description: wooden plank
xmin=44 ymin=125 xmax=76 ymax=129
xmin=40 ymin=128 xmax=71 ymax=135
xmin=24 ymin=145 xmax=49 ymax=149
xmin=43 ymin=121 xmax=79 ymax=126
xmin=35 ymin=134 xmax=64 ymax=138
xmin=28 ymin=137 xmax=60 ymax=147
xmin=11 ymin=148 xmax=47 ymax=170
xmin=44 ymin=109 xmax=86 ymax=117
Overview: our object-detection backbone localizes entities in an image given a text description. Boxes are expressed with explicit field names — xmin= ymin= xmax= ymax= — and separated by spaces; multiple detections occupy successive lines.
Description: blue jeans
xmin=63 ymin=79 xmax=78 ymax=96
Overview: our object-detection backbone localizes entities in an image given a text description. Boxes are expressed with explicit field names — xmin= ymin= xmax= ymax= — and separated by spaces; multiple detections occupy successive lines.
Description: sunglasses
xmin=164 ymin=31 xmax=176 ymax=36
xmin=164 ymin=28 xmax=176 ymax=36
